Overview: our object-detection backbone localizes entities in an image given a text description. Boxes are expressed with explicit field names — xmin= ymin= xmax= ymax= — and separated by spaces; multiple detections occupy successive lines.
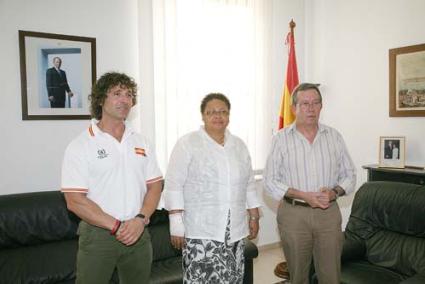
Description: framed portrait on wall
xmin=379 ymin=136 xmax=406 ymax=168
xmin=19 ymin=30 xmax=96 ymax=120
xmin=389 ymin=43 xmax=425 ymax=117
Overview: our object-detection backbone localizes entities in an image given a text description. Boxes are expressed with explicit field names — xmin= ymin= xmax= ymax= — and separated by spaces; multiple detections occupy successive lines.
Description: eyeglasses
xmin=298 ymin=101 xmax=321 ymax=109
xmin=204 ymin=109 xmax=230 ymax=117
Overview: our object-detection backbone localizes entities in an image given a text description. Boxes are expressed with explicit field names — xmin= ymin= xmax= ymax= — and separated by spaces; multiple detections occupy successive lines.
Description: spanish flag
xmin=278 ymin=20 xmax=299 ymax=129
xmin=135 ymin=147 xmax=146 ymax=156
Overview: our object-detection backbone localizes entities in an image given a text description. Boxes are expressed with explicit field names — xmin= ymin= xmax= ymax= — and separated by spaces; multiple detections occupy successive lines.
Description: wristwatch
xmin=331 ymin=188 xmax=339 ymax=200
xmin=135 ymin=213 xmax=150 ymax=225
xmin=332 ymin=186 xmax=343 ymax=200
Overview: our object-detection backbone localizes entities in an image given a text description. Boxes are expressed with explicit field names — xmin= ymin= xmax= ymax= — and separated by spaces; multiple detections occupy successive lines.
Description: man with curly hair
xmin=61 ymin=72 xmax=163 ymax=283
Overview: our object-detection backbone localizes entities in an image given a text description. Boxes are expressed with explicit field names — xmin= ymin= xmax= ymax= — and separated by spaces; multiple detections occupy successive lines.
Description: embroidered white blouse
xmin=163 ymin=127 xmax=260 ymax=243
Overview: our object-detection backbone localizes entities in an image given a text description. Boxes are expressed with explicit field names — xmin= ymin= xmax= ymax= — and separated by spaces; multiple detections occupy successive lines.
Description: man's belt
xmin=283 ymin=196 xmax=310 ymax=207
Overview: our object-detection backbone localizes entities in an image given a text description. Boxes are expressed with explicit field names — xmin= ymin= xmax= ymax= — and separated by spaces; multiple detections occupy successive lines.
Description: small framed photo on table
xmin=379 ymin=136 xmax=406 ymax=168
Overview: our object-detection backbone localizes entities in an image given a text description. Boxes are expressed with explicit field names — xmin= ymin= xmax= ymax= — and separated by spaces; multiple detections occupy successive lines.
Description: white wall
xmin=304 ymin=0 xmax=425 ymax=228
xmin=257 ymin=0 xmax=425 ymax=245
xmin=254 ymin=0 xmax=306 ymax=246
xmin=0 ymin=0 xmax=142 ymax=195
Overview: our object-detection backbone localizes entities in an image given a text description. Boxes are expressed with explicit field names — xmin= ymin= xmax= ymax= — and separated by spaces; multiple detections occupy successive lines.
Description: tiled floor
xmin=253 ymin=244 xmax=290 ymax=284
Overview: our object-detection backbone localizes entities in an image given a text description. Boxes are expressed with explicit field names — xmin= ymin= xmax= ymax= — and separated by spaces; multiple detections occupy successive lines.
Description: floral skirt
xmin=182 ymin=215 xmax=245 ymax=284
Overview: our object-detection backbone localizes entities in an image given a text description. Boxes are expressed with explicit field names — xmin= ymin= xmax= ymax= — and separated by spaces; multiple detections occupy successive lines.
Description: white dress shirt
xmin=263 ymin=123 xmax=356 ymax=201
xmin=163 ymin=127 xmax=260 ymax=243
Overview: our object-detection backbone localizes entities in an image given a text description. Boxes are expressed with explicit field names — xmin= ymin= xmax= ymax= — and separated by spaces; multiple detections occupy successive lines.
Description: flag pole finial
xmin=289 ymin=19 xmax=296 ymax=34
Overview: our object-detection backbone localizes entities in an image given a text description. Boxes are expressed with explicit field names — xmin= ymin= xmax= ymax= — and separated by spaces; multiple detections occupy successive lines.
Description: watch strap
xmin=135 ymin=213 xmax=150 ymax=225
xmin=331 ymin=187 xmax=340 ymax=200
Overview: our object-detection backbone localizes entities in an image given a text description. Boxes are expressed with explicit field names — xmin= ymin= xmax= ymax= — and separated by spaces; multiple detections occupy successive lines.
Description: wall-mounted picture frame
xmin=389 ymin=43 xmax=425 ymax=117
xmin=379 ymin=136 xmax=406 ymax=168
xmin=19 ymin=30 xmax=96 ymax=120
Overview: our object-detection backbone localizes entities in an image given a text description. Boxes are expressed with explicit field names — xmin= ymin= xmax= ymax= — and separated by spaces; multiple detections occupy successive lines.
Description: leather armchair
xmin=310 ymin=181 xmax=425 ymax=283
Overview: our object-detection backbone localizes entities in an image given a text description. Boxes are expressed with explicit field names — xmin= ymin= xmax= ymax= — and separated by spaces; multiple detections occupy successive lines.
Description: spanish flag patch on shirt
xmin=134 ymin=147 xmax=146 ymax=156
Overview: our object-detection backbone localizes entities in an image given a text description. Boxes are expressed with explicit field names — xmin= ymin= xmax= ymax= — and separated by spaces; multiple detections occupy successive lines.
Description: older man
xmin=264 ymin=83 xmax=356 ymax=284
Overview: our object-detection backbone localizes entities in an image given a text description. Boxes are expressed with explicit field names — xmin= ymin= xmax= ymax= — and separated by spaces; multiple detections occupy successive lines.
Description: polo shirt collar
xmin=89 ymin=119 xmax=135 ymax=139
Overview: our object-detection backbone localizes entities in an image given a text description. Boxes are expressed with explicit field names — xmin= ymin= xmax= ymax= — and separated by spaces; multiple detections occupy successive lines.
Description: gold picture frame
xmin=389 ymin=43 xmax=425 ymax=117
xmin=378 ymin=136 xmax=406 ymax=168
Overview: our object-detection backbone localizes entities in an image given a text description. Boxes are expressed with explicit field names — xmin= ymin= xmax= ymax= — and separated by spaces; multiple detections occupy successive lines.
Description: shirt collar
xmin=199 ymin=126 xmax=230 ymax=146
xmin=288 ymin=122 xmax=327 ymax=134
xmin=89 ymin=118 xmax=135 ymax=139
xmin=288 ymin=123 xmax=328 ymax=145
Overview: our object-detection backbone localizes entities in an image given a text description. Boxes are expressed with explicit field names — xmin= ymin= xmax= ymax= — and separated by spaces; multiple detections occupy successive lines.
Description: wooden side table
xmin=362 ymin=164 xmax=425 ymax=185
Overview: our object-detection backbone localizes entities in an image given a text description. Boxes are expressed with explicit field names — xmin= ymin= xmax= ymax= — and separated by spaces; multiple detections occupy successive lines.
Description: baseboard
xmin=257 ymin=241 xmax=282 ymax=251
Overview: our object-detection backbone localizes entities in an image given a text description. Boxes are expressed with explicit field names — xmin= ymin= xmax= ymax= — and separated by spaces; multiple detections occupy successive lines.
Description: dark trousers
xmin=50 ymin=99 xmax=65 ymax=108
xmin=76 ymin=221 xmax=153 ymax=284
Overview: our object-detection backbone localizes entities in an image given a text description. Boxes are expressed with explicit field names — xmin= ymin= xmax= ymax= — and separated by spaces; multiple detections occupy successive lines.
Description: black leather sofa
xmin=310 ymin=181 xmax=425 ymax=284
xmin=0 ymin=191 xmax=258 ymax=284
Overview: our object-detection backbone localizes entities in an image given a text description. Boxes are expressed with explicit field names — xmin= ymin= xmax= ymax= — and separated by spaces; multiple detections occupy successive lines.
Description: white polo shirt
xmin=163 ymin=127 xmax=260 ymax=243
xmin=61 ymin=119 xmax=163 ymax=221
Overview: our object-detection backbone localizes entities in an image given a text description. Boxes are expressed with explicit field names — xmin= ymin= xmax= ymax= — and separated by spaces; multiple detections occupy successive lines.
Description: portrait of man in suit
xmin=46 ymin=57 xmax=73 ymax=108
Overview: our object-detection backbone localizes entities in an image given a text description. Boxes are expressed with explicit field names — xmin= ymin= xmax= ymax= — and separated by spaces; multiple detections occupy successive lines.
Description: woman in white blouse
xmin=163 ymin=93 xmax=260 ymax=283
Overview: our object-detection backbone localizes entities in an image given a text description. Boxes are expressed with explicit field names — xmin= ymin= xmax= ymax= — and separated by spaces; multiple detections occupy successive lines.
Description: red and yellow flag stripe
xmin=278 ymin=22 xmax=299 ymax=130
xmin=135 ymin=147 xmax=146 ymax=156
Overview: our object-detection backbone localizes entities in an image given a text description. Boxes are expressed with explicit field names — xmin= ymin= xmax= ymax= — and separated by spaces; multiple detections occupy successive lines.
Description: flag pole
xmin=278 ymin=19 xmax=299 ymax=130
xmin=274 ymin=19 xmax=299 ymax=279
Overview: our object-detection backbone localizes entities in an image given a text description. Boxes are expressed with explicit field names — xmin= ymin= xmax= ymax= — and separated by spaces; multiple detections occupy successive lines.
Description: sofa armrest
xmin=243 ymin=239 xmax=258 ymax=284
xmin=244 ymin=239 xmax=258 ymax=259
xmin=341 ymin=234 xmax=366 ymax=263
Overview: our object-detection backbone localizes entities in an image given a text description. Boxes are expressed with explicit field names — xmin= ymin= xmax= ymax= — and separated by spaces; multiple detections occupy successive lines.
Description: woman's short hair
xmin=291 ymin=83 xmax=322 ymax=105
xmin=89 ymin=72 xmax=138 ymax=120
xmin=200 ymin=93 xmax=231 ymax=114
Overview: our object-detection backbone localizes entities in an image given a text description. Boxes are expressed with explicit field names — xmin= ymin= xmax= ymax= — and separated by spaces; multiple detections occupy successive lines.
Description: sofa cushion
xmin=0 ymin=239 xmax=77 ymax=283
xmin=341 ymin=260 xmax=404 ymax=284
xmin=148 ymin=209 xmax=182 ymax=262
xmin=151 ymin=256 xmax=183 ymax=284
xmin=400 ymin=274 xmax=425 ymax=284
xmin=366 ymin=230 xmax=425 ymax=276
xmin=0 ymin=191 xmax=79 ymax=248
